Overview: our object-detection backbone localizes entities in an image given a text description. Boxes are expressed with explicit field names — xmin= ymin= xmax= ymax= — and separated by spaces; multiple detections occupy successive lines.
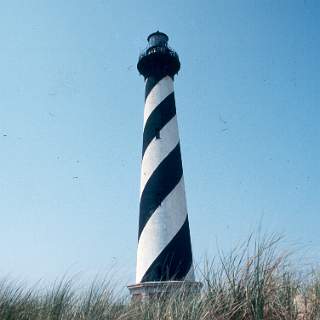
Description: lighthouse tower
xmin=128 ymin=32 xmax=201 ymax=300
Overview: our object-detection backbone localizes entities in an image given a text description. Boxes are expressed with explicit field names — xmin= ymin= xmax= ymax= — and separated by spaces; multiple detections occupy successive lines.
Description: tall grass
xmin=0 ymin=234 xmax=319 ymax=320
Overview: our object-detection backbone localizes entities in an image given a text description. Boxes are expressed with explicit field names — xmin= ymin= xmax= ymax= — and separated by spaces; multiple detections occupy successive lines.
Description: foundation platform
xmin=128 ymin=281 xmax=203 ymax=302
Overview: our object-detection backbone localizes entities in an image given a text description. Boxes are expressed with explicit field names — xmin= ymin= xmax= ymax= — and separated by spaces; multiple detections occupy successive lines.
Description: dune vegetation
xmin=1 ymin=234 xmax=319 ymax=320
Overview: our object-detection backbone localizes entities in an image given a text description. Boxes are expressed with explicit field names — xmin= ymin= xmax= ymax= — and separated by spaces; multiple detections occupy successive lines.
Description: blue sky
xmin=0 ymin=0 xmax=319 ymax=286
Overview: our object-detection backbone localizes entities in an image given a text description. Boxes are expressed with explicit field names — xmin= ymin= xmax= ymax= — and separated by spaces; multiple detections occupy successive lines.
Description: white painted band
xmin=184 ymin=264 xmax=195 ymax=281
xmin=140 ymin=115 xmax=179 ymax=198
xmin=136 ymin=177 xmax=188 ymax=283
xmin=144 ymin=76 xmax=174 ymax=128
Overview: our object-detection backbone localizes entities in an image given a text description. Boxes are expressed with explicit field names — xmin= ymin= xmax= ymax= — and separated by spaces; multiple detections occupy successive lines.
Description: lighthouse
xmin=128 ymin=32 xmax=201 ymax=300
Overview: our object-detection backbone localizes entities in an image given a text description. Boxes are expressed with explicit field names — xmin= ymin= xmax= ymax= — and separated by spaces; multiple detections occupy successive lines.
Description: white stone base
xmin=127 ymin=281 xmax=202 ymax=302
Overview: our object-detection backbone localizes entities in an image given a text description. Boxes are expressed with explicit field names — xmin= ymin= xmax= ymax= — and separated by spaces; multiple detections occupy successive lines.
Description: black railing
xmin=139 ymin=46 xmax=179 ymax=61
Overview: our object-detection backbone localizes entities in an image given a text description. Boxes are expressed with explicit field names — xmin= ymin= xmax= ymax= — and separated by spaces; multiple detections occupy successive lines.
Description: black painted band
xmin=142 ymin=92 xmax=176 ymax=158
xmin=139 ymin=143 xmax=183 ymax=238
xmin=141 ymin=216 xmax=192 ymax=282
xmin=145 ymin=75 xmax=172 ymax=100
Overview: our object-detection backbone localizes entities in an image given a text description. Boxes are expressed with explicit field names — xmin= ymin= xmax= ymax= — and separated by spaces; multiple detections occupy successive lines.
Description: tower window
xmin=155 ymin=128 xmax=160 ymax=139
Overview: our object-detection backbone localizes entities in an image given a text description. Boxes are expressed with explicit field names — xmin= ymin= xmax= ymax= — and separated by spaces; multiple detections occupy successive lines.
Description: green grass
xmin=1 ymin=234 xmax=319 ymax=320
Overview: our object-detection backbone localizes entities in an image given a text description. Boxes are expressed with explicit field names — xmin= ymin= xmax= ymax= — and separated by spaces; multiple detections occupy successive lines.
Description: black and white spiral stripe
xmin=136 ymin=75 xmax=194 ymax=283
